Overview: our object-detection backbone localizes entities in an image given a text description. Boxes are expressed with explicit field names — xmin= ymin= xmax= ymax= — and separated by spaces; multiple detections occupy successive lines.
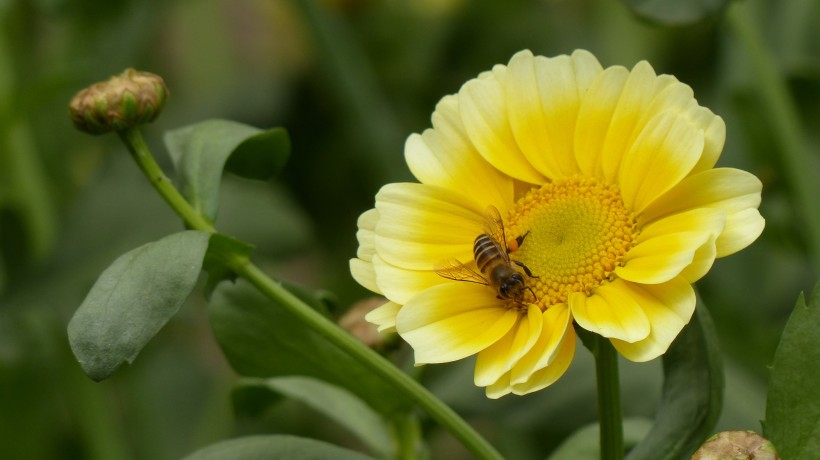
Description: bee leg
xmin=527 ymin=287 xmax=538 ymax=302
xmin=508 ymin=230 xmax=531 ymax=253
xmin=513 ymin=260 xmax=538 ymax=278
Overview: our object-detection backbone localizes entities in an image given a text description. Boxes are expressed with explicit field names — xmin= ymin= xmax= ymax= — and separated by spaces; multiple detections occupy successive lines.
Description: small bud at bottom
xmin=691 ymin=431 xmax=779 ymax=460
xmin=69 ymin=68 xmax=169 ymax=135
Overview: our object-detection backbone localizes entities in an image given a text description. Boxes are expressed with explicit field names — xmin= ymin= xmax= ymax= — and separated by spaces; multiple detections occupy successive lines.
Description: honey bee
xmin=435 ymin=206 xmax=537 ymax=304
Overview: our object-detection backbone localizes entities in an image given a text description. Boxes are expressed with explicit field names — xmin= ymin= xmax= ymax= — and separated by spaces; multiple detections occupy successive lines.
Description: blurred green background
xmin=1 ymin=0 xmax=818 ymax=458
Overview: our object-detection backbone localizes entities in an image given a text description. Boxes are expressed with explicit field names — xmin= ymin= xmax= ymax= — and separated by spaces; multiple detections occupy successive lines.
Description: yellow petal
xmin=715 ymin=208 xmax=765 ymax=258
xmin=372 ymin=255 xmax=444 ymax=304
xmin=406 ymin=94 xmax=513 ymax=211
xmin=616 ymin=231 xmax=712 ymax=284
xmin=396 ymin=283 xmax=519 ymax=364
xmin=510 ymin=303 xmax=572 ymax=384
xmin=636 ymin=207 xmax=726 ymax=243
xmin=505 ymin=51 xmax=581 ymax=179
xmin=570 ymin=280 xmax=650 ymax=342
xmin=599 ymin=61 xmax=660 ymax=183
xmin=610 ymin=277 xmax=695 ymax=362
xmin=511 ymin=329 xmax=576 ymax=396
xmin=364 ymin=301 xmax=401 ymax=333
xmin=374 ymin=183 xmax=482 ymax=270
xmin=355 ymin=208 xmax=379 ymax=261
xmin=637 ymin=168 xmax=764 ymax=257
xmin=485 ymin=372 xmax=513 ymax=399
xmin=458 ymin=63 xmax=546 ymax=184
xmin=687 ymin=109 xmax=726 ymax=174
xmin=574 ymin=65 xmax=630 ymax=180
xmin=639 ymin=168 xmax=762 ymax=224
xmin=617 ymin=111 xmax=704 ymax=215
xmin=474 ymin=303 xmax=542 ymax=386
xmin=680 ymin=235 xmax=717 ymax=283
xmin=569 ymin=49 xmax=604 ymax=97
xmin=350 ymin=258 xmax=380 ymax=294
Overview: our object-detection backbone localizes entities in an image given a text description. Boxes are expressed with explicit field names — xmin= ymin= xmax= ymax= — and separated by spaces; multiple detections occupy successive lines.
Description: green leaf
xmin=182 ymin=435 xmax=376 ymax=460
xmin=68 ymin=230 xmax=209 ymax=381
xmin=626 ymin=303 xmax=724 ymax=460
xmin=549 ymin=418 xmax=653 ymax=460
xmin=164 ymin=119 xmax=291 ymax=220
xmin=202 ymin=232 xmax=254 ymax=297
xmin=763 ymin=281 xmax=820 ymax=458
xmin=208 ymin=278 xmax=413 ymax=416
xmin=622 ymin=0 xmax=730 ymax=26
xmin=233 ymin=377 xmax=392 ymax=458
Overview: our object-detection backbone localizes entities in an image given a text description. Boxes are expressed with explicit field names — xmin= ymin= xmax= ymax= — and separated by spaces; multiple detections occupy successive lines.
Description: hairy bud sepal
xmin=69 ymin=68 xmax=168 ymax=135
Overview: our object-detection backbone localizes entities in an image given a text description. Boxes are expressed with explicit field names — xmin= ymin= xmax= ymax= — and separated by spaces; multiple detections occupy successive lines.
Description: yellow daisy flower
xmin=350 ymin=50 xmax=764 ymax=398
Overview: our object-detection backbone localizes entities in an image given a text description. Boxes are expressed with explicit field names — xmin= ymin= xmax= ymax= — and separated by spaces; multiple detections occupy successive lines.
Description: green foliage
xmin=164 ymin=120 xmax=291 ymax=221
xmin=626 ymin=304 xmax=724 ymax=459
xmin=208 ymin=278 xmax=413 ymax=416
xmin=621 ymin=0 xmax=730 ymax=26
xmin=232 ymin=377 xmax=393 ymax=458
xmin=182 ymin=435 xmax=376 ymax=460
xmin=764 ymin=281 xmax=820 ymax=459
xmin=67 ymin=230 xmax=209 ymax=381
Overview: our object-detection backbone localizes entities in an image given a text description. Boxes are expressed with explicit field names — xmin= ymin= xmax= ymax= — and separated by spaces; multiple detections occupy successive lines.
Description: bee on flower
xmin=350 ymin=50 xmax=764 ymax=398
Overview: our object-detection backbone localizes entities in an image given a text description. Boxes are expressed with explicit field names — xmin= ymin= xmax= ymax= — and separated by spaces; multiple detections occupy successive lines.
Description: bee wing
xmin=483 ymin=205 xmax=511 ymax=257
xmin=434 ymin=258 xmax=490 ymax=286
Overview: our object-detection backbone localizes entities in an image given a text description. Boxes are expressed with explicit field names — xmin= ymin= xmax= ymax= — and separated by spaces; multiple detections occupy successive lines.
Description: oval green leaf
xmin=164 ymin=119 xmax=291 ymax=220
xmin=208 ymin=278 xmax=413 ymax=416
xmin=233 ymin=377 xmax=392 ymax=458
xmin=763 ymin=281 xmax=820 ymax=459
xmin=67 ymin=230 xmax=209 ymax=381
xmin=622 ymin=0 xmax=730 ymax=26
xmin=625 ymin=302 xmax=724 ymax=460
xmin=549 ymin=418 xmax=653 ymax=460
xmin=182 ymin=435 xmax=376 ymax=460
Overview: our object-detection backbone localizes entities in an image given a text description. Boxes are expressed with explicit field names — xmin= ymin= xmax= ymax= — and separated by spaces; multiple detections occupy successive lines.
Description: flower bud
xmin=69 ymin=68 xmax=169 ymax=135
xmin=691 ymin=431 xmax=779 ymax=460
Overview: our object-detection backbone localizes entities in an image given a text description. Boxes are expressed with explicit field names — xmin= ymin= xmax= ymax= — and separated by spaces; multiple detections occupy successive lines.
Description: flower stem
xmin=116 ymin=127 xmax=503 ymax=460
xmin=595 ymin=335 xmax=624 ymax=460
xmin=726 ymin=2 xmax=820 ymax=272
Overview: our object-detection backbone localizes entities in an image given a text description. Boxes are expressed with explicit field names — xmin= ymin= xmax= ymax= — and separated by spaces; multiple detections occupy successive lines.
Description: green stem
xmin=726 ymin=2 xmax=820 ymax=272
xmin=117 ymin=127 xmax=503 ymax=460
xmin=595 ymin=335 xmax=623 ymax=460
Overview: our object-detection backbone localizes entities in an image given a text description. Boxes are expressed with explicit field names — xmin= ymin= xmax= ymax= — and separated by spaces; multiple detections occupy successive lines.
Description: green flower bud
xmin=69 ymin=68 xmax=169 ymax=135
xmin=691 ymin=431 xmax=779 ymax=460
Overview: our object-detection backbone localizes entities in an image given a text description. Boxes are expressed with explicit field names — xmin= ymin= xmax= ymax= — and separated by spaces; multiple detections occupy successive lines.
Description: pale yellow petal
xmin=639 ymin=168 xmax=762 ymax=224
xmin=511 ymin=329 xmax=576 ymax=396
xmin=680 ymin=235 xmax=717 ymax=283
xmin=569 ymin=49 xmax=604 ymax=97
xmin=458 ymin=63 xmax=546 ymax=183
xmin=636 ymin=207 xmax=727 ymax=243
xmin=570 ymin=281 xmax=650 ymax=342
xmin=474 ymin=304 xmax=542 ymax=386
xmin=611 ymin=277 xmax=695 ymax=362
xmin=687 ymin=109 xmax=726 ymax=174
xmin=616 ymin=232 xmax=712 ymax=284
xmin=617 ymin=111 xmax=704 ymax=215
xmin=350 ymin=258 xmax=381 ymax=294
xmin=372 ymin=255 xmax=445 ymax=305
xmin=355 ymin=208 xmax=379 ymax=261
xmin=374 ymin=183 xmax=482 ymax=271
xmin=510 ymin=303 xmax=572 ymax=384
xmin=715 ymin=208 xmax=765 ymax=258
xmin=505 ymin=51 xmax=580 ymax=179
xmin=637 ymin=168 xmax=763 ymax=257
xmin=396 ymin=283 xmax=519 ymax=364
xmin=574 ymin=65 xmax=630 ymax=179
xmin=406 ymin=95 xmax=513 ymax=210
xmin=599 ymin=61 xmax=660 ymax=182
xmin=485 ymin=372 xmax=513 ymax=399
xmin=364 ymin=301 xmax=401 ymax=333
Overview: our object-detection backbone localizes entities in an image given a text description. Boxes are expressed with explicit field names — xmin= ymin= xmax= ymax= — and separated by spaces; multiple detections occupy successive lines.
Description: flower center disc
xmin=506 ymin=177 xmax=637 ymax=310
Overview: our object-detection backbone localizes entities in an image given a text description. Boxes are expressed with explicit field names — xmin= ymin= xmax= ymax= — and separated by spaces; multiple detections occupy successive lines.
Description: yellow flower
xmin=350 ymin=50 xmax=764 ymax=398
